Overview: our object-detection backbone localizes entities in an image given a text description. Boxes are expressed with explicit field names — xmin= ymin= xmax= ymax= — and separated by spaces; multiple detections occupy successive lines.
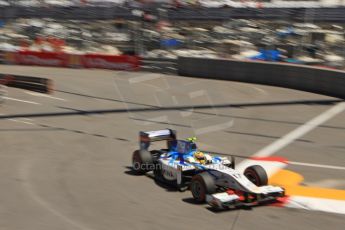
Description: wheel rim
xmin=245 ymin=171 xmax=259 ymax=185
xmin=191 ymin=181 xmax=203 ymax=200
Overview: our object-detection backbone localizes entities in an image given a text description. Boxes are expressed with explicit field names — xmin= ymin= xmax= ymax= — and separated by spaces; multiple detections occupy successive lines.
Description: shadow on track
xmin=40 ymin=90 xmax=345 ymax=129
xmin=124 ymin=166 xmax=179 ymax=192
xmin=123 ymin=166 xmax=142 ymax=176
xmin=0 ymin=99 xmax=343 ymax=120
xmin=57 ymin=89 xmax=342 ymax=110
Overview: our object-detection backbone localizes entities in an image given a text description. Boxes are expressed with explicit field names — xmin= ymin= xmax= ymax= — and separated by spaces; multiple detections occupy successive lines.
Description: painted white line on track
xmin=233 ymin=102 xmax=345 ymax=215
xmin=289 ymin=161 xmax=345 ymax=171
xmin=8 ymin=119 xmax=35 ymax=125
xmin=25 ymin=91 xmax=66 ymax=101
xmin=251 ymin=86 xmax=268 ymax=95
xmin=21 ymin=118 xmax=33 ymax=121
xmin=3 ymin=97 xmax=41 ymax=105
xmin=129 ymin=73 xmax=161 ymax=84
xmin=253 ymin=102 xmax=345 ymax=157
xmin=285 ymin=196 xmax=345 ymax=215
xmin=236 ymin=101 xmax=345 ymax=176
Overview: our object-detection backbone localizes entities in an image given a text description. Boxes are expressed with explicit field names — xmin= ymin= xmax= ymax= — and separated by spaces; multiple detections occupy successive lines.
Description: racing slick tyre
xmin=132 ymin=150 xmax=154 ymax=175
xmin=190 ymin=172 xmax=216 ymax=203
xmin=244 ymin=165 xmax=268 ymax=186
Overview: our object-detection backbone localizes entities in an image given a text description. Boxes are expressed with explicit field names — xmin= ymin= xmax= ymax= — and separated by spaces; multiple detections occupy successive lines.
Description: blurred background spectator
xmin=0 ymin=0 xmax=344 ymax=69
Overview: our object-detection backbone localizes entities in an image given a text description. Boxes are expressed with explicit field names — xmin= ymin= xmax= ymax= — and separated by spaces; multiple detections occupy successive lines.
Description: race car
xmin=132 ymin=129 xmax=285 ymax=210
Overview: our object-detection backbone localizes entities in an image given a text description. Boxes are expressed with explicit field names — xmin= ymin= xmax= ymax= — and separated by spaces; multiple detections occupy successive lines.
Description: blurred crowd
xmin=0 ymin=17 xmax=344 ymax=68
xmin=0 ymin=0 xmax=345 ymax=8
xmin=0 ymin=19 xmax=130 ymax=55
xmin=143 ymin=20 xmax=345 ymax=69
xmin=0 ymin=0 xmax=344 ymax=69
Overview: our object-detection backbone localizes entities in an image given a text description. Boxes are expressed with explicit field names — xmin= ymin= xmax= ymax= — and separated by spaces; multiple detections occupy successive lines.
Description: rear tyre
xmin=132 ymin=150 xmax=153 ymax=175
xmin=190 ymin=172 xmax=216 ymax=203
xmin=244 ymin=165 xmax=268 ymax=186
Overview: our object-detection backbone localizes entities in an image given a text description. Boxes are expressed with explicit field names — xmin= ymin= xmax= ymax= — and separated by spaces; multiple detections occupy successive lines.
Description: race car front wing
xmin=206 ymin=188 xmax=285 ymax=210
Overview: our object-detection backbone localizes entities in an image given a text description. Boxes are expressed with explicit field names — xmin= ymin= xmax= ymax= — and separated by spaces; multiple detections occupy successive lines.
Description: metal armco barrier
xmin=0 ymin=74 xmax=53 ymax=94
xmin=177 ymin=57 xmax=345 ymax=99
xmin=0 ymin=7 xmax=345 ymax=21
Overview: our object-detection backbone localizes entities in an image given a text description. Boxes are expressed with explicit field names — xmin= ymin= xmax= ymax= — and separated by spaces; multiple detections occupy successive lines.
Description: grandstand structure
xmin=0 ymin=1 xmax=344 ymax=21
xmin=0 ymin=0 xmax=345 ymax=7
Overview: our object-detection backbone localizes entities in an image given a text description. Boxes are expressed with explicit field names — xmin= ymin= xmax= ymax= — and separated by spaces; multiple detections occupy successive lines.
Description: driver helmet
xmin=194 ymin=151 xmax=206 ymax=164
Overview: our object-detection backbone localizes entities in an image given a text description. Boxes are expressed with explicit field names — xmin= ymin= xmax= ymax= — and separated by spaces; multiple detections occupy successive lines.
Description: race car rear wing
xmin=139 ymin=129 xmax=177 ymax=150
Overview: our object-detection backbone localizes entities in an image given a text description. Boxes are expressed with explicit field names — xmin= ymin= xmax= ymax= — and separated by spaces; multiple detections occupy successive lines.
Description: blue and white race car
xmin=132 ymin=129 xmax=285 ymax=210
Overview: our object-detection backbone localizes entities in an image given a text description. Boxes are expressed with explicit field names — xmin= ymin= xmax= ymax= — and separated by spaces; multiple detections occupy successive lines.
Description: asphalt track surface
xmin=0 ymin=65 xmax=344 ymax=230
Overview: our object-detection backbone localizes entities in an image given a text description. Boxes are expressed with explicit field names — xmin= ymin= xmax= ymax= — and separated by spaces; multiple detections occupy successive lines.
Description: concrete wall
xmin=178 ymin=57 xmax=345 ymax=99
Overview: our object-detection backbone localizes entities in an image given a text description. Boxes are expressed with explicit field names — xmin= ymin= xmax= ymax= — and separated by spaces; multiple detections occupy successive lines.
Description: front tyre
xmin=190 ymin=172 xmax=216 ymax=203
xmin=244 ymin=165 xmax=268 ymax=186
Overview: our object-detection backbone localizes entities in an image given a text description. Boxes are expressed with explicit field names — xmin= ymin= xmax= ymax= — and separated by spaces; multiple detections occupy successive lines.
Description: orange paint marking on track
xmin=269 ymin=170 xmax=345 ymax=201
